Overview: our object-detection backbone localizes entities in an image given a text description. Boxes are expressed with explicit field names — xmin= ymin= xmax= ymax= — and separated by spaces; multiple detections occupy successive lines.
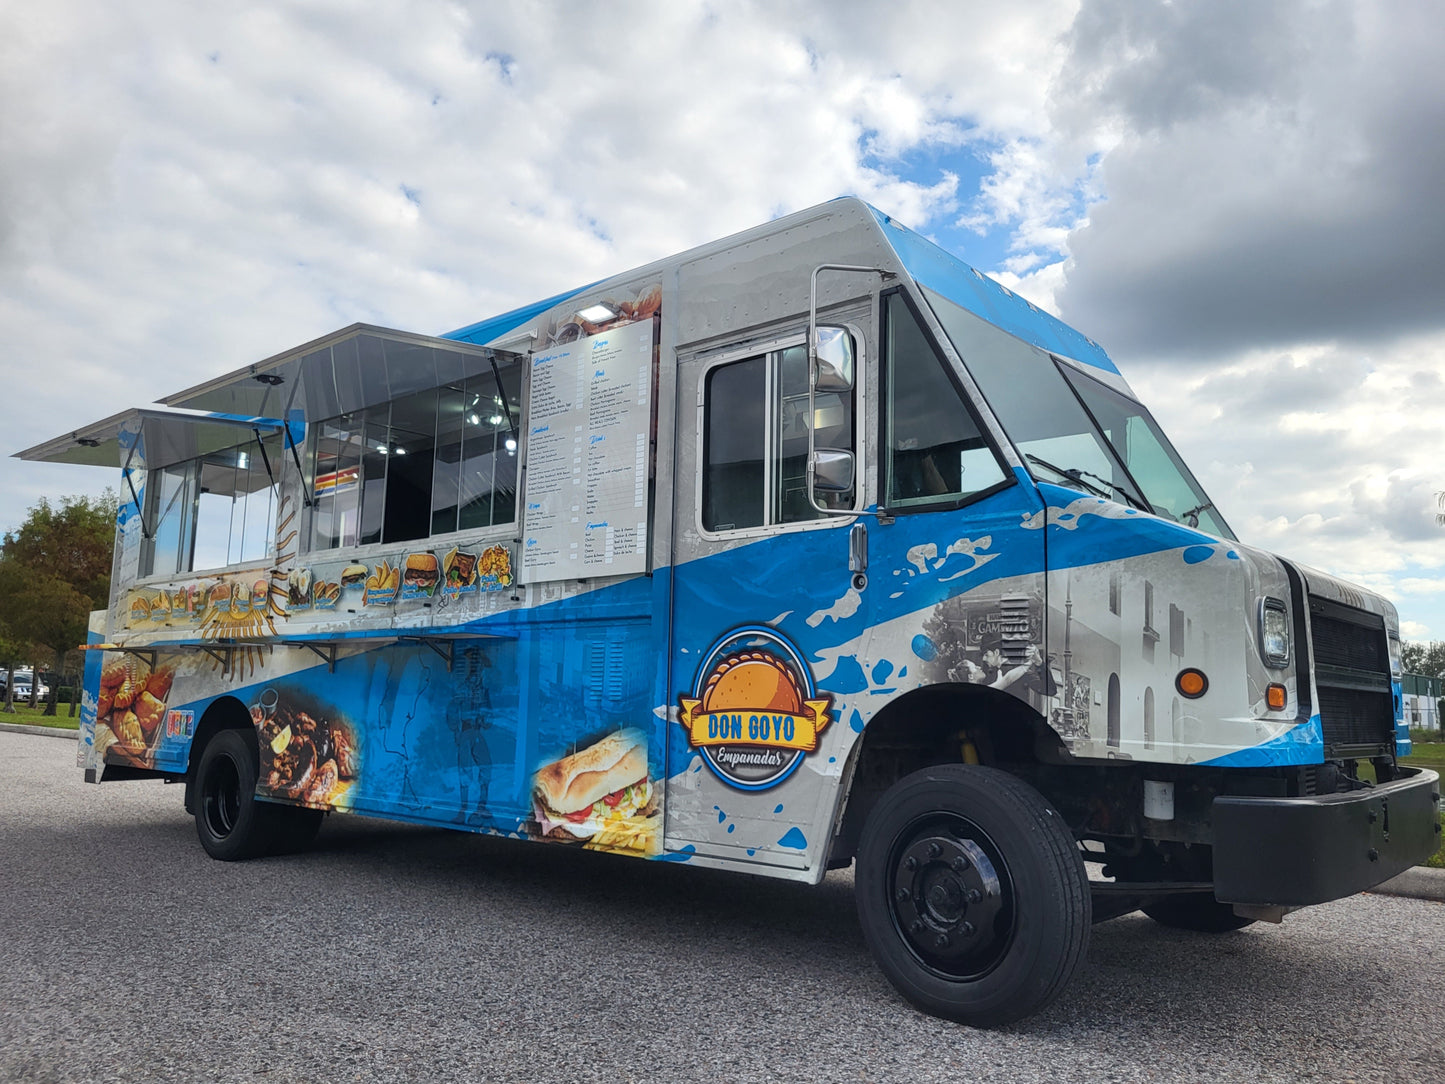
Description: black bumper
xmin=1212 ymin=767 xmax=1441 ymax=906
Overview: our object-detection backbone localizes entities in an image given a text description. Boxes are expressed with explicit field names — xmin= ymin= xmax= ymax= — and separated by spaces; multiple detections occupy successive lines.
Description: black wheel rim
xmin=202 ymin=754 xmax=242 ymax=841
xmin=885 ymin=813 xmax=1016 ymax=981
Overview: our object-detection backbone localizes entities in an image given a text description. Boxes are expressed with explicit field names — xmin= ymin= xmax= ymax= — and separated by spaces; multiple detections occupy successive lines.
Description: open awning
xmin=158 ymin=323 xmax=522 ymax=422
xmin=14 ymin=408 xmax=284 ymax=470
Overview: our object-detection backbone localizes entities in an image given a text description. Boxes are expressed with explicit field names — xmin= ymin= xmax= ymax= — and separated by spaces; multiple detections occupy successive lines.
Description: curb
xmin=1367 ymin=866 xmax=1445 ymax=903
xmin=0 ymin=721 xmax=80 ymax=740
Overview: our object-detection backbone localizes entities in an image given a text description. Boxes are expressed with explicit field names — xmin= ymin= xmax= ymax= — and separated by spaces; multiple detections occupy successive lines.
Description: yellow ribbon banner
xmin=679 ymin=698 xmax=833 ymax=753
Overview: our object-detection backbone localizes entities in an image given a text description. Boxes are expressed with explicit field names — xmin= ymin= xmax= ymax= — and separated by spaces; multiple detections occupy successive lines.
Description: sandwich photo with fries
xmin=532 ymin=728 xmax=659 ymax=855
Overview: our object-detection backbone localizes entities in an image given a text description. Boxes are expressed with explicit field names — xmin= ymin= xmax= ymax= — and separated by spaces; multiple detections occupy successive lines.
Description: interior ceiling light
xmin=468 ymin=413 xmax=481 ymax=425
xmin=577 ymin=303 xmax=616 ymax=323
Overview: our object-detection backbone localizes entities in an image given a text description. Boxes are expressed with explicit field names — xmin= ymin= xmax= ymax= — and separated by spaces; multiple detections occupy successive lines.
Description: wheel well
xmin=828 ymin=683 xmax=1066 ymax=868
xmin=183 ymin=696 xmax=253 ymax=814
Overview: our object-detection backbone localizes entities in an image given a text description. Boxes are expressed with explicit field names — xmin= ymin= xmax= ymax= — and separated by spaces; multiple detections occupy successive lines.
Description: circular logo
xmin=678 ymin=627 xmax=832 ymax=790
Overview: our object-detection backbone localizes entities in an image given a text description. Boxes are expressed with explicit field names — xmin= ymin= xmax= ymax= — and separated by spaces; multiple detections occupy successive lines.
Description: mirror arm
xmin=807 ymin=263 xmax=891 ymax=519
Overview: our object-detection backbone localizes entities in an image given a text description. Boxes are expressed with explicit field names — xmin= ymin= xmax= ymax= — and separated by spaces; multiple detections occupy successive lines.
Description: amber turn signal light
xmin=1266 ymin=683 xmax=1288 ymax=711
xmin=1176 ymin=669 xmax=1208 ymax=699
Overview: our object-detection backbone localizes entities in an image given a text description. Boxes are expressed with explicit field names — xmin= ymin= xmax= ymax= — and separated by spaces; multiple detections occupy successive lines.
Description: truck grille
xmin=1308 ymin=596 xmax=1393 ymax=756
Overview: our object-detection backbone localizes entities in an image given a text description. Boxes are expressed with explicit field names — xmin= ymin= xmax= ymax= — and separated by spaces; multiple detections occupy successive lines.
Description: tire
xmin=194 ymin=729 xmax=280 ymax=861
xmin=855 ymin=764 xmax=1091 ymax=1026
xmin=1142 ymin=893 xmax=1255 ymax=932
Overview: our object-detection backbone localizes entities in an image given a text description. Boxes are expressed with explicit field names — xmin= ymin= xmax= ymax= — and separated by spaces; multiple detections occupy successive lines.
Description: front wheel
xmin=194 ymin=729 xmax=278 ymax=861
xmin=855 ymin=765 xmax=1091 ymax=1026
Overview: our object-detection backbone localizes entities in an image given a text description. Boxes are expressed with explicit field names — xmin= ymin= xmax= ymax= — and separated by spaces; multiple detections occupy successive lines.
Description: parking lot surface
xmin=2 ymin=732 xmax=1442 ymax=1083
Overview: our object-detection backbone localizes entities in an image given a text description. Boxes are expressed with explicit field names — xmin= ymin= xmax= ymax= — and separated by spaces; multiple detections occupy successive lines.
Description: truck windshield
xmin=921 ymin=285 xmax=1234 ymax=540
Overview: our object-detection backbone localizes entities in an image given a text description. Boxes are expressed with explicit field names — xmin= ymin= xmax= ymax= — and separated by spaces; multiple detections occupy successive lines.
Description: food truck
xmin=19 ymin=197 xmax=1440 ymax=1025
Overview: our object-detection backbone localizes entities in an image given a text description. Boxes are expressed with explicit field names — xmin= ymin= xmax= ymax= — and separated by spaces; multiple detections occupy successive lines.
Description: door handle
xmin=849 ymin=522 xmax=868 ymax=589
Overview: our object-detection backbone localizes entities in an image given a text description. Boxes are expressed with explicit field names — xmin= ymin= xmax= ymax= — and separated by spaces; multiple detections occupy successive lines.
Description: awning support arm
xmin=119 ymin=438 xmax=152 ymax=540
xmin=489 ymin=354 xmax=519 ymax=439
xmin=283 ymin=422 xmax=311 ymax=508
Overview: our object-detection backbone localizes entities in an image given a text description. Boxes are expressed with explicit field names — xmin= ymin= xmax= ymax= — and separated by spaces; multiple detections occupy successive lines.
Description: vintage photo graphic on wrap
xmin=678 ymin=626 xmax=832 ymax=790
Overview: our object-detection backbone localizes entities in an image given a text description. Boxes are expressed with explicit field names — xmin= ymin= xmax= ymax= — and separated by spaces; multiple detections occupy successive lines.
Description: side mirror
xmin=812 ymin=326 xmax=855 ymax=392
xmin=811 ymin=448 xmax=855 ymax=493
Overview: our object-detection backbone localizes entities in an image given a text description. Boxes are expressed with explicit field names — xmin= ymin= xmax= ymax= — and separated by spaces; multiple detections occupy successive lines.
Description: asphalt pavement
xmin=2 ymin=731 xmax=1443 ymax=1084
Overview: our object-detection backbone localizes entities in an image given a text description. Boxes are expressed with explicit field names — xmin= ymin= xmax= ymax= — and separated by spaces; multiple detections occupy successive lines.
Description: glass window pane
xmin=358 ymin=405 xmax=390 ymax=547
xmin=147 ymin=463 xmax=195 ymax=576
xmin=702 ymin=357 xmax=765 ymax=531
xmin=312 ymin=417 xmax=362 ymax=551
xmin=431 ymin=385 xmax=465 ymax=536
xmin=382 ymin=389 xmax=437 ymax=544
xmin=921 ymin=286 xmax=1147 ymax=512
xmin=1065 ymin=369 xmax=1235 ymax=538
xmin=885 ymin=293 xmax=1006 ymax=507
xmin=774 ymin=344 xmax=853 ymax=523
xmin=458 ymin=364 xmax=518 ymax=530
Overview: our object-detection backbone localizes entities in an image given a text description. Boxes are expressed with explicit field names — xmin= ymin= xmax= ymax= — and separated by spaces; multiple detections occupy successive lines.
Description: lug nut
xmin=911 ymin=919 xmax=924 ymax=934
xmin=951 ymin=856 xmax=970 ymax=872
xmin=896 ymin=887 xmax=910 ymax=902
xmin=935 ymin=934 xmax=950 ymax=949
xmin=967 ymin=888 xmax=983 ymax=904
xmin=961 ymin=921 xmax=976 ymax=937
xmin=905 ymin=856 xmax=917 ymax=871
xmin=927 ymin=842 xmax=942 ymax=859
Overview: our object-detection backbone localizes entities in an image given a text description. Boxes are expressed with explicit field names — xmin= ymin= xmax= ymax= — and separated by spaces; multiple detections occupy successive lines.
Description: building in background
xmin=1402 ymin=673 xmax=1442 ymax=732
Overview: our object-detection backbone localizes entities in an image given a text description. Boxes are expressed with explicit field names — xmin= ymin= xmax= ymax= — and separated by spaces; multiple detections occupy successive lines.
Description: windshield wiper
xmin=1025 ymin=454 xmax=1147 ymax=511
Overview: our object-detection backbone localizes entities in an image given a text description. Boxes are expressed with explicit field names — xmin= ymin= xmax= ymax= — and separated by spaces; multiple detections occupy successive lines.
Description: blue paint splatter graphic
xmin=1226 ymin=550 xmax=1239 ymax=560
xmin=911 ymin=635 xmax=937 ymax=661
xmin=827 ymin=655 xmax=869 ymax=694
xmin=715 ymin=806 xmax=726 ymax=824
xmin=747 ymin=849 xmax=756 ymax=856
xmin=849 ymin=708 xmax=865 ymax=733
xmin=656 ymin=844 xmax=696 ymax=863
xmin=1182 ymin=545 xmax=1213 ymax=564
xmin=777 ymin=827 xmax=807 ymax=850
xmin=773 ymin=804 xmax=784 ymax=813
xmin=871 ymin=659 xmax=894 ymax=684
xmin=727 ymin=824 xmax=735 ymax=834
xmin=898 ymin=666 xmax=907 ymax=678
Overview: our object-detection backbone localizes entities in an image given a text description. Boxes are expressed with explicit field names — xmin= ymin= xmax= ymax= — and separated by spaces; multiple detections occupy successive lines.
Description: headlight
xmin=1388 ymin=634 xmax=1402 ymax=680
xmin=1258 ymin=597 xmax=1291 ymax=668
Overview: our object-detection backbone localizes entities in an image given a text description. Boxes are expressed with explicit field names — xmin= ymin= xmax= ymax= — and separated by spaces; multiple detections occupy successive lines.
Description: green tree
xmin=1402 ymin=640 xmax=1445 ymax=680
xmin=0 ymin=492 xmax=117 ymax=715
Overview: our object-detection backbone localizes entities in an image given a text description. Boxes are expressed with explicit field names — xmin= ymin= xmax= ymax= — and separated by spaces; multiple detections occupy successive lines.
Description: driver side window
xmin=884 ymin=292 xmax=1006 ymax=508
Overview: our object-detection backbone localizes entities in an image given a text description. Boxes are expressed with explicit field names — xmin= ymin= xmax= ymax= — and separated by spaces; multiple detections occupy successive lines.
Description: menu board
xmin=520 ymin=318 xmax=653 ymax=583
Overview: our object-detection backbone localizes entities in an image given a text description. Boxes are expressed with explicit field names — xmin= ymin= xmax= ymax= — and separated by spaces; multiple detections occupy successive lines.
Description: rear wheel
xmin=855 ymin=765 xmax=1090 ymax=1026
xmin=194 ymin=729 xmax=278 ymax=861
xmin=1143 ymin=893 xmax=1255 ymax=932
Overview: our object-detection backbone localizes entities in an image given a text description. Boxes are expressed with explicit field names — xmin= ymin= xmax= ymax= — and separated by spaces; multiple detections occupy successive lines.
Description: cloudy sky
xmin=2 ymin=0 xmax=1442 ymax=638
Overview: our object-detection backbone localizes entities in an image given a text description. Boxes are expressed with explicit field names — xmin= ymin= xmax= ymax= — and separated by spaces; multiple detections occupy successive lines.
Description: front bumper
xmin=1212 ymin=767 xmax=1441 ymax=906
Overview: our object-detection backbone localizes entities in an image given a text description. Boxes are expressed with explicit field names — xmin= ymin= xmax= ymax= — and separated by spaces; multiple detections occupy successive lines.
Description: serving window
xmin=140 ymin=433 xmax=282 ymax=577
xmin=308 ymin=358 xmax=521 ymax=552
